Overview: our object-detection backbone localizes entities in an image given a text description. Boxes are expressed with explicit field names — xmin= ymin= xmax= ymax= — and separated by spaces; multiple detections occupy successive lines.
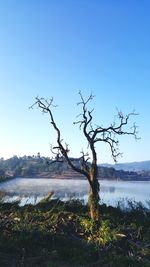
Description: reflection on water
xmin=0 ymin=178 xmax=150 ymax=206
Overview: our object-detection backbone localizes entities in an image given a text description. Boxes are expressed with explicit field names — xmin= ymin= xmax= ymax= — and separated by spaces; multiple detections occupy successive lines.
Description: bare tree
xmin=31 ymin=92 xmax=139 ymax=221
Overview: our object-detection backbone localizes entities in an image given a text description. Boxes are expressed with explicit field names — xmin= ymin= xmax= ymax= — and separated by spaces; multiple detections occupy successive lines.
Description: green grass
xmin=0 ymin=199 xmax=150 ymax=266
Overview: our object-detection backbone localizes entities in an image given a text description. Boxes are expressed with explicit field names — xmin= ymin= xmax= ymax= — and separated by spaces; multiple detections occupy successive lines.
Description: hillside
xmin=102 ymin=160 xmax=150 ymax=172
xmin=1 ymin=156 xmax=150 ymax=181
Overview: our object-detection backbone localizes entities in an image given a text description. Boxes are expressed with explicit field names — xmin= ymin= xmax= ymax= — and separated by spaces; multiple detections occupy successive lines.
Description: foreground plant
xmin=0 ymin=200 xmax=150 ymax=267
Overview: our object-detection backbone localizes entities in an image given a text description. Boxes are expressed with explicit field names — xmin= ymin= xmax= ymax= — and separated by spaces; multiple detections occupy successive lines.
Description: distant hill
xmin=0 ymin=156 xmax=150 ymax=181
xmin=102 ymin=160 xmax=150 ymax=172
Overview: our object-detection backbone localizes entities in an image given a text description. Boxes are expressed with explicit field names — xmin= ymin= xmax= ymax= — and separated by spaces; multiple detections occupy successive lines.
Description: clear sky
xmin=0 ymin=0 xmax=149 ymax=163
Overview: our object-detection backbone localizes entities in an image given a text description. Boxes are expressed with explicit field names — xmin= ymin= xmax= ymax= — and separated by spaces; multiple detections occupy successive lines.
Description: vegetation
xmin=31 ymin=92 xmax=139 ymax=221
xmin=0 ymin=198 xmax=150 ymax=267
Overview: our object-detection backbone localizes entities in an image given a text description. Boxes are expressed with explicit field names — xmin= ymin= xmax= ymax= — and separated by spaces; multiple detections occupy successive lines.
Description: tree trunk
xmin=88 ymin=178 xmax=100 ymax=221
xmin=88 ymin=160 xmax=100 ymax=221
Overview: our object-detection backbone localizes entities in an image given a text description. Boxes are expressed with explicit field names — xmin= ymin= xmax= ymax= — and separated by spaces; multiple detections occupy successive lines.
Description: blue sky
xmin=0 ymin=0 xmax=149 ymax=163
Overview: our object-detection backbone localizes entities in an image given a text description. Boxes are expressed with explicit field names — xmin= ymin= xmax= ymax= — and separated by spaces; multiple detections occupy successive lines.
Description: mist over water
xmin=0 ymin=178 xmax=150 ymax=207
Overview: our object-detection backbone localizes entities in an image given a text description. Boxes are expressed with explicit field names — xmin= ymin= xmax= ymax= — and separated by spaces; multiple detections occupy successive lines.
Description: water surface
xmin=0 ymin=178 xmax=150 ymax=206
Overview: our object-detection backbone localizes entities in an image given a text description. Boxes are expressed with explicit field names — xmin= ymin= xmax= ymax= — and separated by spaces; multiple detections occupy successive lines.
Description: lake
xmin=0 ymin=178 xmax=150 ymax=207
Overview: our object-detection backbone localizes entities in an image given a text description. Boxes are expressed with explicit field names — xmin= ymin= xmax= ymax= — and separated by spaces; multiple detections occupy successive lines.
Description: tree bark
xmin=88 ymin=182 xmax=100 ymax=221
xmin=88 ymin=163 xmax=100 ymax=221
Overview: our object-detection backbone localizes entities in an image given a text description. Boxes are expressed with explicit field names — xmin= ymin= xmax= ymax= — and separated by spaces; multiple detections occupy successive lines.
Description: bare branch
xmin=73 ymin=93 xmax=139 ymax=163
xmin=50 ymin=145 xmax=64 ymax=163
xmin=31 ymin=96 xmax=92 ymax=186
